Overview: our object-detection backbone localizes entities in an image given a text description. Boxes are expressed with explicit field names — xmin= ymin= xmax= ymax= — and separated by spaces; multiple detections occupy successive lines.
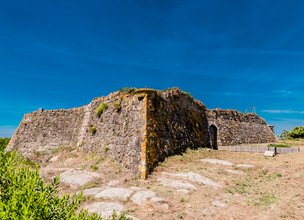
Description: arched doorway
xmin=209 ymin=125 xmax=218 ymax=150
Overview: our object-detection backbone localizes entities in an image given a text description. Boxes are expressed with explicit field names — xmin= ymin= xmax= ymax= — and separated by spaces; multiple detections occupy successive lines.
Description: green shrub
xmin=95 ymin=103 xmax=108 ymax=117
xmin=0 ymin=138 xmax=10 ymax=151
xmin=279 ymin=126 xmax=304 ymax=139
xmin=119 ymin=87 xmax=137 ymax=94
xmin=288 ymin=126 xmax=304 ymax=139
xmin=0 ymin=151 xmax=99 ymax=219
xmin=113 ymin=101 xmax=121 ymax=112
xmin=88 ymin=125 xmax=97 ymax=135
xmin=0 ymin=148 xmax=130 ymax=219
xmin=267 ymin=143 xmax=290 ymax=148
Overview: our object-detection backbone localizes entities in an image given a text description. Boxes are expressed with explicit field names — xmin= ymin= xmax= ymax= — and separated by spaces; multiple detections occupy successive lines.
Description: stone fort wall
xmin=206 ymin=109 xmax=276 ymax=146
xmin=8 ymin=91 xmax=147 ymax=172
xmin=7 ymin=107 xmax=85 ymax=157
xmin=7 ymin=88 xmax=276 ymax=179
xmin=140 ymin=89 xmax=210 ymax=178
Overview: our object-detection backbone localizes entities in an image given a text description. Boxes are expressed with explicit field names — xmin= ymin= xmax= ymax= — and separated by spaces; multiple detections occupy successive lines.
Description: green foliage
xmin=267 ymin=143 xmax=290 ymax=148
xmin=113 ymin=101 xmax=122 ymax=112
xmin=0 ymin=148 xmax=130 ymax=220
xmin=279 ymin=126 xmax=304 ymax=139
xmin=119 ymin=87 xmax=137 ymax=94
xmin=0 ymin=138 xmax=10 ymax=151
xmin=88 ymin=125 xmax=97 ymax=135
xmin=288 ymin=126 xmax=304 ymax=139
xmin=0 ymin=151 xmax=97 ymax=219
xmin=95 ymin=103 xmax=108 ymax=117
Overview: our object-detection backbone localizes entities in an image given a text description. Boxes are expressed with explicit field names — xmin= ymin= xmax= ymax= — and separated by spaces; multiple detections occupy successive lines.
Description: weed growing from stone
xmin=88 ymin=125 xmax=97 ymax=135
xmin=119 ymin=87 xmax=137 ymax=94
xmin=113 ymin=101 xmax=122 ymax=112
xmin=95 ymin=102 xmax=108 ymax=117
xmin=90 ymin=164 xmax=98 ymax=171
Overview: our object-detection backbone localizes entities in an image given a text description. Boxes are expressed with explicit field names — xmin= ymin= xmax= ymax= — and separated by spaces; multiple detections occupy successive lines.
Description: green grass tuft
xmin=88 ymin=125 xmax=97 ymax=135
xmin=113 ymin=101 xmax=122 ymax=112
xmin=95 ymin=102 xmax=108 ymax=117
xmin=119 ymin=87 xmax=137 ymax=94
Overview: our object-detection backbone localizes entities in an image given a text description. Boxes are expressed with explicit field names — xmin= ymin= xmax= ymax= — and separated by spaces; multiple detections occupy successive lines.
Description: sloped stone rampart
xmin=7 ymin=107 xmax=84 ymax=157
xmin=143 ymin=89 xmax=210 ymax=176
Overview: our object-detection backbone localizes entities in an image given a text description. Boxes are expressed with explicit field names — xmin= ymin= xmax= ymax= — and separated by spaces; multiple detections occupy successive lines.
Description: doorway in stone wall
xmin=209 ymin=125 xmax=218 ymax=150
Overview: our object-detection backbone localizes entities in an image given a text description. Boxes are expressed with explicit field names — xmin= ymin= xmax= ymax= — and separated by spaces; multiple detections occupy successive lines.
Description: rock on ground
xmin=201 ymin=158 xmax=234 ymax=166
xmin=235 ymin=164 xmax=255 ymax=169
xmin=225 ymin=169 xmax=243 ymax=175
xmin=95 ymin=187 xmax=133 ymax=201
xmin=212 ymin=200 xmax=227 ymax=208
xmin=83 ymin=202 xmax=123 ymax=218
xmin=82 ymin=187 xmax=104 ymax=197
xmin=131 ymin=190 xmax=156 ymax=205
xmin=59 ymin=169 xmax=101 ymax=187
xmin=150 ymin=197 xmax=169 ymax=210
xmin=157 ymin=177 xmax=197 ymax=191
xmin=162 ymin=172 xmax=222 ymax=188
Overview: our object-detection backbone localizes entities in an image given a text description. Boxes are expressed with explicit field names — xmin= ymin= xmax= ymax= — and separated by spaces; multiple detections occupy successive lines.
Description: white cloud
xmin=274 ymin=90 xmax=292 ymax=97
xmin=262 ymin=110 xmax=304 ymax=114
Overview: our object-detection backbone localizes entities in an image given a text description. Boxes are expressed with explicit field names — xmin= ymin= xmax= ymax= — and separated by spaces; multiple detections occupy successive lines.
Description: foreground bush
xmin=0 ymin=141 xmax=129 ymax=220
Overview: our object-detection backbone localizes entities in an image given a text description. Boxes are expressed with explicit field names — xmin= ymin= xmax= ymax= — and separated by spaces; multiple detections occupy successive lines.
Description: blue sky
xmin=1 ymin=0 xmax=304 ymax=137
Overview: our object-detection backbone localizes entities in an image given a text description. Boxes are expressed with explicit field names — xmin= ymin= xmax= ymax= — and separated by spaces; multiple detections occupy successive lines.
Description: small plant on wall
xmin=113 ymin=100 xmax=122 ymax=112
xmin=119 ymin=87 xmax=137 ymax=94
xmin=95 ymin=102 xmax=108 ymax=117
xmin=88 ymin=125 xmax=97 ymax=135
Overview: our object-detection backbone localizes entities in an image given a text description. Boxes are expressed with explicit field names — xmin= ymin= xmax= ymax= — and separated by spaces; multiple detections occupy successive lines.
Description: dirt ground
xmin=138 ymin=149 xmax=304 ymax=220
xmin=38 ymin=143 xmax=304 ymax=220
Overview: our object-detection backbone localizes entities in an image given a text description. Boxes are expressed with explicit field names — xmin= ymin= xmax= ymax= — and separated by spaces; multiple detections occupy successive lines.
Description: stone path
xmin=82 ymin=187 xmax=104 ymax=197
xmin=56 ymin=157 xmax=255 ymax=219
xmin=162 ymin=172 xmax=222 ymax=188
xmin=131 ymin=189 xmax=156 ymax=205
xmin=95 ymin=187 xmax=133 ymax=201
xmin=157 ymin=177 xmax=197 ymax=191
xmin=201 ymin=158 xmax=234 ymax=166
xmin=212 ymin=200 xmax=227 ymax=208
xmin=235 ymin=164 xmax=255 ymax=169
xmin=225 ymin=169 xmax=243 ymax=175
xmin=59 ymin=169 xmax=101 ymax=187
xmin=76 ymin=184 xmax=168 ymax=219
xmin=201 ymin=158 xmax=255 ymax=169
xmin=84 ymin=202 xmax=124 ymax=219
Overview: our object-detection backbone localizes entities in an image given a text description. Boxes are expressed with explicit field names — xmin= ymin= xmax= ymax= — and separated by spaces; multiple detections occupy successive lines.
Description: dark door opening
xmin=209 ymin=125 xmax=218 ymax=150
